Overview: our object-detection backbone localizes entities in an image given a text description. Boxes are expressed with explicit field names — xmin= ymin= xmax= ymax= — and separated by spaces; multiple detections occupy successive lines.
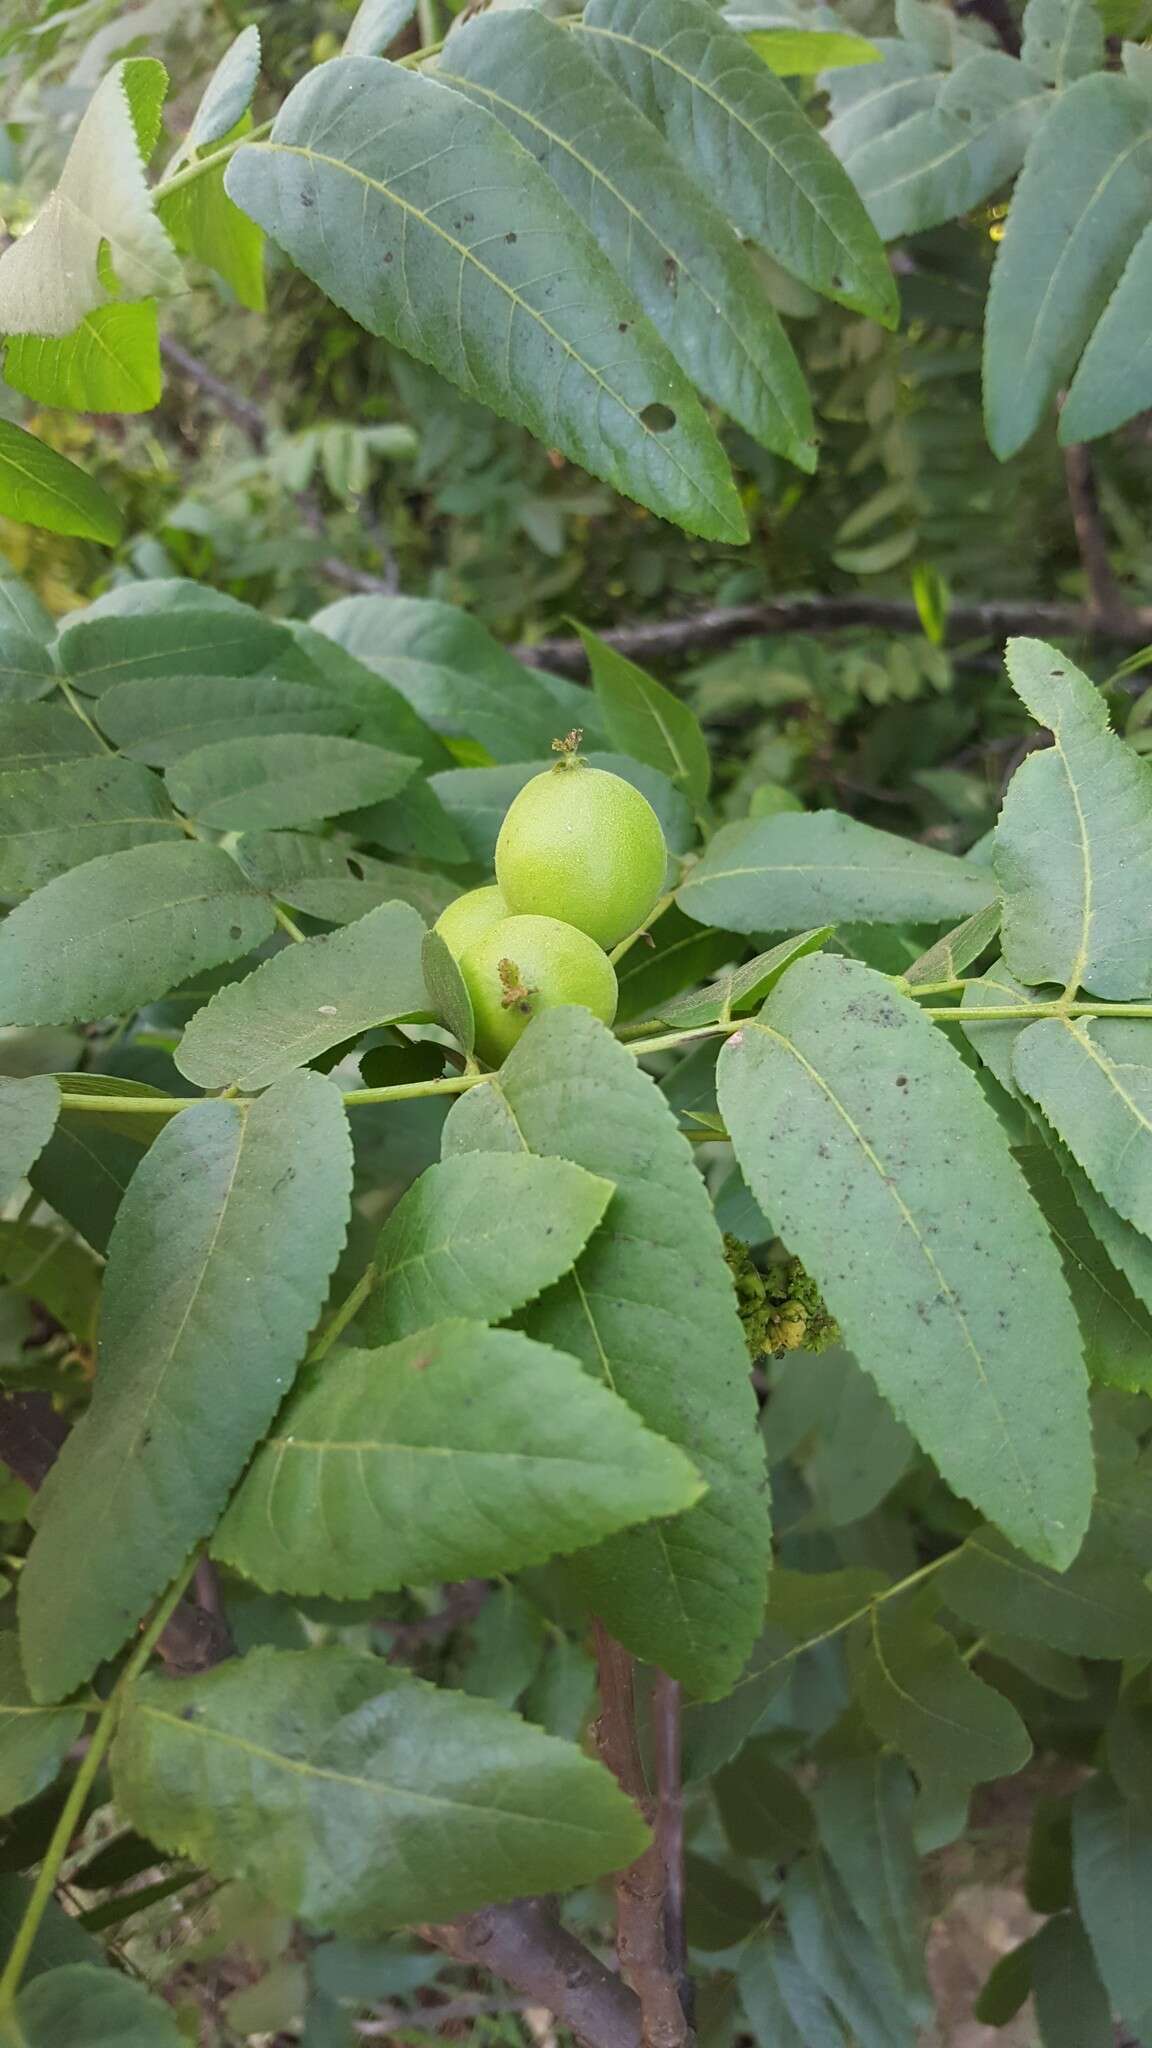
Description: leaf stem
xmin=154 ymin=119 xmax=273 ymax=199
xmin=309 ymin=1262 xmax=378 ymax=1364
xmin=928 ymin=1001 xmax=1152 ymax=1022
xmin=273 ymin=903 xmax=307 ymax=944
xmin=904 ymin=978 xmax=967 ymax=998
xmin=0 ymin=1557 xmax=197 ymax=2012
xmin=54 ymin=676 xmax=113 ymax=755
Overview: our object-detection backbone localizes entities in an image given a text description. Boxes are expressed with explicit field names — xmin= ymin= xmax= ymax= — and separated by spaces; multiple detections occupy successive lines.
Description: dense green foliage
xmin=5 ymin=1 xmax=1152 ymax=2045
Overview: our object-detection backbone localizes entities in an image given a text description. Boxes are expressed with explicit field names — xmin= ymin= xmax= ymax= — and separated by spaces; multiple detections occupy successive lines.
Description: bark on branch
xmin=593 ymin=1624 xmax=691 ymax=2048
xmin=516 ymin=595 xmax=1152 ymax=678
xmin=419 ymin=1899 xmax=642 ymax=2048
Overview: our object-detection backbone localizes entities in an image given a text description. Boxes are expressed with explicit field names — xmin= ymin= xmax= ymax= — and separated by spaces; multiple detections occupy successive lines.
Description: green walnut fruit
xmin=433 ymin=884 xmax=509 ymax=961
xmin=460 ymin=913 xmax=618 ymax=1065
xmin=495 ymin=749 xmax=667 ymax=949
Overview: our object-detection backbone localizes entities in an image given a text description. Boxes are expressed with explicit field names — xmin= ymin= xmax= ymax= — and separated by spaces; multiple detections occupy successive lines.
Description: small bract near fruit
xmin=433 ymin=884 xmax=509 ymax=961
xmin=495 ymin=734 xmax=667 ymax=949
xmin=459 ymin=913 xmax=618 ymax=1065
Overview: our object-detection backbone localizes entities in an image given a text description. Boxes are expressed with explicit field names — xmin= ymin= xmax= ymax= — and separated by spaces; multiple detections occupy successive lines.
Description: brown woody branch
xmin=419 ymin=1899 xmax=642 ymax=2048
xmin=1061 ymin=438 xmax=1127 ymax=632
xmin=517 ymin=594 xmax=1152 ymax=678
xmin=593 ymin=1624 xmax=691 ymax=2048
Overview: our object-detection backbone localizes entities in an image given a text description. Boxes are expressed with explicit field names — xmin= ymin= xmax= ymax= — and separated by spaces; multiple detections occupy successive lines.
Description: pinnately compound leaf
xmin=445 ymin=1006 xmax=770 ymax=1699
xmin=995 ymin=639 xmax=1152 ymax=998
xmin=18 ymin=1073 xmax=352 ymax=1701
xmin=213 ymin=1319 xmax=702 ymax=1595
xmin=112 ymin=1647 xmax=650 ymax=1929
xmin=225 ymin=59 xmax=747 ymax=542
xmin=718 ymin=954 xmax=1093 ymax=1567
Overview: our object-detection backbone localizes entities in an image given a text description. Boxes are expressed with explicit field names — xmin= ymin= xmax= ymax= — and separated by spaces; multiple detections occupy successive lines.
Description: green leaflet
xmin=984 ymin=73 xmax=1152 ymax=457
xmin=0 ymin=841 xmax=277 ymax=1029
xmin=944 ymin=1525 xmax=1152 ymax=1659
xmin=0 ymin=1075 xmax=59 ymax=1206
xmin=344 ymin=0 xmax=417 ymax=55
xmin=233 ymin=833 xmax=454 ymax=927
xmin=1062 ymin=221 xmax=1152 ymax=442
xmin=364 ymin=1152 xmax=615 ymax=1343
xmin=0 ymin=1220 xmax=102 ymax=1342
xmin=0 ymin=1963 xmax=185 ymax=2047
xmin=782 ymin=1854 xmax=917 ymax=2047
xmin=0 ymin=422 xmax=121 ymax=547
xmin=580 ymin=627 xmax=711 ymax=801
xmin=0 ymin=706 xmax=102 ymax=766
xmin=3 ymin=303 xmax=162 ymax=415
xmin=1029 ymin=1914 xmax=1113 ymax=2048
xmin=1020 ymin=0 xmax=1104 ymax=88
xmin=166 ymin=734 xmax=417 ymax=833
xmin=739 ymin=1930 xmax=845 ymax=2048
xmin=637 ymin=928 xmax=833 ymax=1032
xmin=850 ymin=1601 xmax=1032 ymax=1788
xmin=420 ymin=929 xmax=475 ymax=1055
xmin=904 ymin=900 xmax=1001 ymax=986
xmin=715 ymin=1743 xmax=816 ymax=1862
xmin=1014 ymin=1017 xmax=1152 ymax=1240
xmin=30 ymin=1114 xmax=146 ymax=1254
xmin=0 ymin=1634 xmax=85 ymax=1818
xmin=677 ymin=810 xmax=994 ymax=934
xmin=0 ymin=60 xmax=181 ymax=337
xmin=284 ymin=621 xmax=452 ymax=771
xmin=57 ymin=605 xmax=311 ymax=695
xmin=0 ymin=759 xmax=183 ymax=897
xmin=310 ymin=595 xmax=579 ymax=766
xmin=1072 ymin=1776 xmax=1152 ymax=2042
xmin=718 ymin=955 xmax=1093 ymax=1567
xmin=579 ymin=0 xmax=897 ymax=324
xmin=169 ymin=26 xmax=261 ymax=161
xmin=175 ymin=900 xmax=429 ymax=1090
xmin=18 ymin=1073 xmax=352 ymax=1701
xmin=159 ymin=147 xmax=267 ymax=313
xmin=445 ymin=1006 xmax=770 ymax=1699
xmin=812 ymin=1757 xmax=931 ymax=2017
xmin=835 ymin=51 xmax=1047 ymax=244
xmin=436 ymin=11 xmax=815 ymax=468
xmin=1015 ymin=1144 xmax=1152 ymax=1391
xmin=98 ymin=675 xmax=354 ymax=768
xmin=112 ymin=1648 xmax=650 ymax=1929
xmin=225 ymin=60 xmax=746 ymax=543
xmin=994 ymin=639 xmax=1152 ymax=998
xmin=212 ymin=1319 xmax=702 ymax=1595
xmin=0 ymin=629 xmax=57 ymax=707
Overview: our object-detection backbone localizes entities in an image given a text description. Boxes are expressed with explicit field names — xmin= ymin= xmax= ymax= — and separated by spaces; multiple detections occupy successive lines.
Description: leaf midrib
xmin=249 ymin=139 xmax=737 ymax=532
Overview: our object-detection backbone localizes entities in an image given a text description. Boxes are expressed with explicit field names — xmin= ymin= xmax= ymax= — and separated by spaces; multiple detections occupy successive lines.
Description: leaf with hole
xmin=437 ymin=11 xmax=815 ymax=467
xmin=226 ymin=60 xmax=746 ymax=541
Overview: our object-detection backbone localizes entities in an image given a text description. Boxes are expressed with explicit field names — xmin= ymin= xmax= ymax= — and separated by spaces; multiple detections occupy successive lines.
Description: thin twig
xmin=419 ymin=1899 xmax=641 ymax=2048
xmin=1062 ymin=438 xmax=1127 ymax=631
xmin=517 ymin=595 xmax=1152 ymax=678
xmin=650 ymin=1672 xmax=690 ymax=2024
xmin=357 ymin=1995 xmax=535 ymax=2037
xmin=593 ymin=1623 xmax=690 ymax=2048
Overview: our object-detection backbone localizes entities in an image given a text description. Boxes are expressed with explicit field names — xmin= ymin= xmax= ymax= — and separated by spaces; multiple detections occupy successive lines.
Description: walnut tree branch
xmin=419 ymin=1899 xmax=641 ymax=2048
xmin=1062 ymin=437 xmax=1127 ymax=632
xmin=593 ymin=1623 xmax=691 ymax=2048
xmin=516 ymin=594 xmax=1152 ymax=678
